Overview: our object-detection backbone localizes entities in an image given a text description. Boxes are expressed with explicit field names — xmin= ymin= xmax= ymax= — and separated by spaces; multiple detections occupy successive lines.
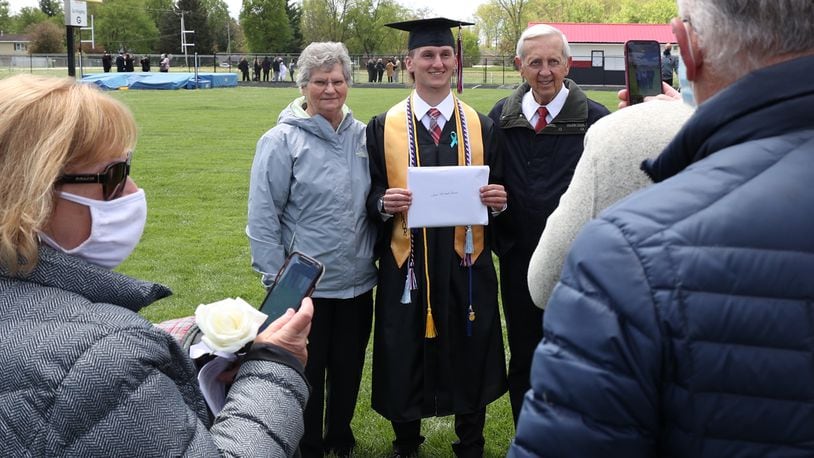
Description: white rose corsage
xmin=192 ymin=297 xmax=267 ymax=355
xmin=190 ymin=297 xmax=267 ymax=415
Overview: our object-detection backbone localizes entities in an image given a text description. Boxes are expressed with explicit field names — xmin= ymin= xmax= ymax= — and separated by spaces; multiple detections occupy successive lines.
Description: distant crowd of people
xmin=238 ymin=56 xmax=298 ymax=82
xmin=366 ymin=56 xmax=402 ymax=83
xmin=99 ymin=50 xmax=407 ymax=86
xmin=100 ymin=51 xmax=170 ymax=73
xmin=237 ymin=54 xmax=406 ymax=85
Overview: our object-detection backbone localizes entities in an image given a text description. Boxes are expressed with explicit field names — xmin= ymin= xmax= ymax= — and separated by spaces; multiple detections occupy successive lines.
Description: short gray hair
xmin=295 ymin=42 xmax=352 ymax=88
xmin=516 ymin=24 xmax=571 ymax=60
xmin=679 ymin=0 xmax=814 ymax=81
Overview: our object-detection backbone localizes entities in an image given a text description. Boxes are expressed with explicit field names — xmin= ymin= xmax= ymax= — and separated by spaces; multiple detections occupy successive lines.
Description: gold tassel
xmin=425 ymin=308 xmax=437 ymax=338
xmin=420 ymin=226 xmax=437 ymax=339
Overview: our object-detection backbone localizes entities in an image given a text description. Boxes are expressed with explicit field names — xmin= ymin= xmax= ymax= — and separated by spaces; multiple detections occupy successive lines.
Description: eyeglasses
xmin=309 ymin=78 xmax=346 ymax=89
xmin=57 ymin=153 xmax=131 ymax=201
xmin=526 ymin=58 xmax=564 ymax=71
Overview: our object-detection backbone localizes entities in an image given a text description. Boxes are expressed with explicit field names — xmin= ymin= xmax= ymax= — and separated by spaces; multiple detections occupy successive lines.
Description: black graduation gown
xmin=365 ymin=106 xmax=508 ymax=422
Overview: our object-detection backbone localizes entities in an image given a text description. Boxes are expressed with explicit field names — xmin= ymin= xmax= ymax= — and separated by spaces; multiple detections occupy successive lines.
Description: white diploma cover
xmin=407 ymin=165 xmax=490 ymax=228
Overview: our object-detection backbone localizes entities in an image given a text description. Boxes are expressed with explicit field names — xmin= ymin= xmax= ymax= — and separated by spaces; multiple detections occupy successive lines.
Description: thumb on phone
xmin=255 ymin=298 xmax=314 ymax=366
xmin=262 ymin=307 xmax=295 ymax=334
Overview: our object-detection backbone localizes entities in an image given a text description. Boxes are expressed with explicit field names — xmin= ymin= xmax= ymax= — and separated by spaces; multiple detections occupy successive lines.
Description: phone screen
xmin=259 ymin=252 xmax=324 ymax=330
xmin=625 ymin=40 xmax=662 ymax=104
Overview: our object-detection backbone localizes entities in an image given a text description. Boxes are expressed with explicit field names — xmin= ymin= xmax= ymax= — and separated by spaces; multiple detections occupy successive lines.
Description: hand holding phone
xmin=617 ymin=82 xmax=681 ymax=109
xmin=259 ymin=252 xmax=324 ymax=331
xmin=624 ymin=40 xmax=662 ymax=105
xmin=255 ymin=297 xmax=314 ymax=366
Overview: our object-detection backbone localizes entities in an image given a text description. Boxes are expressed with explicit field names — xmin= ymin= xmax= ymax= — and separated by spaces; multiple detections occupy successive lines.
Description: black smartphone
xmin=624 ymin=40 xmax=662 ymax=105
xmin=258 ymin=252 xmax=324 ymax=331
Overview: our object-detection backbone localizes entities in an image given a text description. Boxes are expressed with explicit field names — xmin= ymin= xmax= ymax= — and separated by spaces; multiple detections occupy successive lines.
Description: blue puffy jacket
xmin=511 ymin=55 xmax=814 ymax=457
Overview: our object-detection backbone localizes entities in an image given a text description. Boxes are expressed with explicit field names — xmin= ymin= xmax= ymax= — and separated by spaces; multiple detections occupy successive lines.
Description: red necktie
xmin=535 ymin=106 xmax=549 ymax=133
xmin=428 ymin=108 xmax=442 ymax=145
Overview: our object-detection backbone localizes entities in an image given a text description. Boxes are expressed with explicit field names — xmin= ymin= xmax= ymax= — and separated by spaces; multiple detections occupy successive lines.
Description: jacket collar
xmin=643 ymin=55 xmax=814 ymax=182
xmin=498 ymin=79 xmax=589 ymax=130
xmin=2 ymin=246 xmax=171 ymax=312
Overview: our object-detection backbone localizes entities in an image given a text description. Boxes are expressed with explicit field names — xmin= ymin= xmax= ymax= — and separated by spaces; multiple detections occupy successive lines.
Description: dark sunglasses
xmin=57 ymin=153 xmax=131 ymax=201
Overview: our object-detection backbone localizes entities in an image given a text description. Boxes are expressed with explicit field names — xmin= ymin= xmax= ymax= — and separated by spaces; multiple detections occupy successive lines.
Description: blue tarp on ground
xmin=81 ymin=72 xmax=237 ymax=90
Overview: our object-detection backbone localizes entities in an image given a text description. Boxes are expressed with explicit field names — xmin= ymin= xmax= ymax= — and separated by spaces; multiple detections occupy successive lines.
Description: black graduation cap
xmin=386 ymin=17 xmax=474 ymax=50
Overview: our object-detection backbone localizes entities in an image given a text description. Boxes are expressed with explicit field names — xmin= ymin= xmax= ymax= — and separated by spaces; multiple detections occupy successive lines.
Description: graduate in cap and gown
xmin=365 ymin=17 xmax=509 ymax=458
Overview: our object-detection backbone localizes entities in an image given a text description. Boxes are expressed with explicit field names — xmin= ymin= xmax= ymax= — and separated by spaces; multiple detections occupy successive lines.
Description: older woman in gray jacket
xmin=247 ymin=42 xmax=376 ymax=458
xmin=0 ymin=74 xmax=311 ymax=457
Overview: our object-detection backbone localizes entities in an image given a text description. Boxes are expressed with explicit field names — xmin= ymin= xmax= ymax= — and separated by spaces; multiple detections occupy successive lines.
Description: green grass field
xmin=94 ymin=85 xmax=618 ymax=457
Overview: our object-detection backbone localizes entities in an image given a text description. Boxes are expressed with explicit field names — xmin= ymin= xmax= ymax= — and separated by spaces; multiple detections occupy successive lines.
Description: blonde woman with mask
xmin=0 ymin=75 xmax=312 ymax=456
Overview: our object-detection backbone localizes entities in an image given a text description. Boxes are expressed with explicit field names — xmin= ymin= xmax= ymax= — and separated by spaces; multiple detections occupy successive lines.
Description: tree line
xmin=0 ymin=0 xmax=676 ymax=60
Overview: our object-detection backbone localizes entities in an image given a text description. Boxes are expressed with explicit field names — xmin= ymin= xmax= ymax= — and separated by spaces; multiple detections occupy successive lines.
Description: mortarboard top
xmin=386 ymin=17 xmax=474 ymax=51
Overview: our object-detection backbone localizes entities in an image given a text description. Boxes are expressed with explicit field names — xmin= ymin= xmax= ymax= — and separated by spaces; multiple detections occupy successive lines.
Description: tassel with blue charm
xmin=467 ymin=306 xmax=475 ymax=336
xmin=466 ymin=264 xmax=475 ymax=337
xmin=463 ymin=224 xmax=475 ymax=336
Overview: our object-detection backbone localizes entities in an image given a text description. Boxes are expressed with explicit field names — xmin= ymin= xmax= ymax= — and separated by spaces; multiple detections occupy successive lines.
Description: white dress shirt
xmin=521 ymin=85 xmax=570 ymax=126
xmin=413 ymin=91 xmax=455 ymax=132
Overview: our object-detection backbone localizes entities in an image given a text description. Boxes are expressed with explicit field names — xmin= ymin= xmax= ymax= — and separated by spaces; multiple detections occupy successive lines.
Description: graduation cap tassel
xmin=426 ymin=308 xmax=438 ymax=338
xmin=456 ymin=25 xmax=464 ymax=93
xmin=420 ymin=227 xmax=437 ymax=339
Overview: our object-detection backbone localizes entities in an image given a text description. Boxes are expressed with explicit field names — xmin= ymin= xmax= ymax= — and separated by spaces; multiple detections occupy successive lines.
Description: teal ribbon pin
xmin=450 ymin=132 xmax=458 ymax=148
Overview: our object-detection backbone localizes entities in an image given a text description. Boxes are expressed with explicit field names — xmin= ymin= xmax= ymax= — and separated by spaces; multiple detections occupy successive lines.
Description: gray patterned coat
xmin=0 ymin=247 xmax=308 ymax=457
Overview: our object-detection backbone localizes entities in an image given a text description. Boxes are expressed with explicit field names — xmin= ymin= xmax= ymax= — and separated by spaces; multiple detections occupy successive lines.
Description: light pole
xmin=63 ymin=0 xmax=88 ymax=77
xmin=65 ymin=0 xmax=101 ymax=77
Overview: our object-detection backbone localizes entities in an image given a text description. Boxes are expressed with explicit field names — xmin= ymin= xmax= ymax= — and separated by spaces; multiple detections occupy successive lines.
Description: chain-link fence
xmin=1 ymin=52 xmax=626 ymax=87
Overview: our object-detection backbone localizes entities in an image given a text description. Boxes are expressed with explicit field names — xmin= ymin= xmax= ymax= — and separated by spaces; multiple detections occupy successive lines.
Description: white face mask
xmin=677 ymin=56 xmax=696 ymax=107
xmin=40 ymin=189 xmax=147 ymax=269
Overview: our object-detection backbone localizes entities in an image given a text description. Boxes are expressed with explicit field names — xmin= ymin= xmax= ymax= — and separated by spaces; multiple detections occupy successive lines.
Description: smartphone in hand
xmin=624 ymin=40 xmax=662 ymax=105
xmin=259 ymin=252 xmax=324 ymax=331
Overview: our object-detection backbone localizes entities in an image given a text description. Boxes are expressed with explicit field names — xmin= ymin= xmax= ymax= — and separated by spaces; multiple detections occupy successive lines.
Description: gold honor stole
xmin=383 ymin=94 xmax=486 ymax=268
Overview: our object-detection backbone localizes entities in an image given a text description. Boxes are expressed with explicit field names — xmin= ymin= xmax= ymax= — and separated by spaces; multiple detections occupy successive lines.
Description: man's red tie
xmin=428 ymin=108 xmax=442 ymax=145
xmin=535 ymin=106 xmax=549 ymax=133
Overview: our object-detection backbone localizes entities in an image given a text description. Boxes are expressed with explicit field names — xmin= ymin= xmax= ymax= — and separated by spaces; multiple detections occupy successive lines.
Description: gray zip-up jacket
xmin=0 ymin=247 xmax=308 ymax=456
xmin=247 ymin=97 xmax=377 ymax=298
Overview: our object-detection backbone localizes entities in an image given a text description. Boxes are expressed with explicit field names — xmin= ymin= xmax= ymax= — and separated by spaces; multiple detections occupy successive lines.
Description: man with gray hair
xmin=487 ymin=23 xmax=608 ymax=426
xmin=511 ymin=0 xmax=814 ymax=456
